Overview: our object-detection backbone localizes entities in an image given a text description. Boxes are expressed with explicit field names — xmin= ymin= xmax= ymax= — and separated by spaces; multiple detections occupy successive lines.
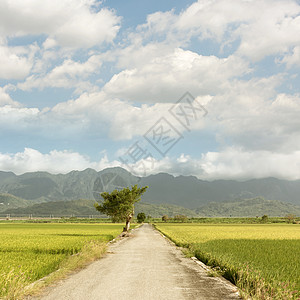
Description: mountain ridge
xmin=2 ymin=197 xmax=300 ymax=218
xmin=0 ymin=168 xmax=300 ymax=214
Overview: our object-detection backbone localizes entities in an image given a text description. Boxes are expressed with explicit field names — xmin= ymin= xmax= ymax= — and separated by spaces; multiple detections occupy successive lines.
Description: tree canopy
xmin=94 ymin=184 xmax=148 ymax=231
xmin=137 ymin=212 xmax=146 ymax=223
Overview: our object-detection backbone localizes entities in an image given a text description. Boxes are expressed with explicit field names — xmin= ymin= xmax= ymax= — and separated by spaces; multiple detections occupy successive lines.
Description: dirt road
xmin=38 ymin=224 xmax=239 ymax=300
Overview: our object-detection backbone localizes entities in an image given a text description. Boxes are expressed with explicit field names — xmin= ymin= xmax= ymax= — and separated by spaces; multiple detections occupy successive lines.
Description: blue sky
xmin=0 ymin=0 xmax=300 ymax=180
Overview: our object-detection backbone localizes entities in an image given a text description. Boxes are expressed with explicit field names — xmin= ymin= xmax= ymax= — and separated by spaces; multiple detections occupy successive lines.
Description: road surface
xmin=37 ymin=224 xmax=239 ymax=300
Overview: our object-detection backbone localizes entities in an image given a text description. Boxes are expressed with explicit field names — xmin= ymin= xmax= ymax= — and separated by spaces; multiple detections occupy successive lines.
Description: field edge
xmin=153 ymin=223 xmax=299 ymax=300
xmin=6 ymin=225 xmax=137 ymax=300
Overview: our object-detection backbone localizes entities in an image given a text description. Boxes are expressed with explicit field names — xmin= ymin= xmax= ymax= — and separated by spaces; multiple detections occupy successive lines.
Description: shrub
xmin=162 ymin=215 xmax=169 ymax=222
xmin=285 ymin=214 xmax=296 ymax=224
xmin=137 ymin=212 xmax=146 ymax=223
xmin=174 ymin=215 xmax=188 ymax=222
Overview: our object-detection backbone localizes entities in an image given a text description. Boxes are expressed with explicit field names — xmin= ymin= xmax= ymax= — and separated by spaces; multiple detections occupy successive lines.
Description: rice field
xmin=0 ymin=223 xmax=124 ymax=298
xmin=155 ymin=223 xmax=300 ymax=299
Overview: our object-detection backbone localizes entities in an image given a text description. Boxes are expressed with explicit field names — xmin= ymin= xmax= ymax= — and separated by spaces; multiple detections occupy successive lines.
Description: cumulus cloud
xmin=3 ymin=146 xmax=300 ymax=180
xmin=0 ymin=105 xmax=40 ymax=132
xmin=0 ymin=0 xmax=121 ymax=48
xmin=199 ymin=147 xmax=300 ymax=180
xmin=114 ymin=42 xmax=175 ymax=70
xmin=0 ymin=148 xmax=121 ymax=175
xmin=116 ymin=148 xmax=300 ymax=180
xmin=18 ymin=55 xmax=103 ymax=93
xmin=104 ymin=48 xmax=249 ymax=102
xmin=1 ymin=79 xmax=299 ymax=153
xmin=281 ymin=46 xmax=300 ymax=68
xmin=138 ymin=0 xmax=300 ymax=62
xmin=0 ymin=87 xmax=21 ymax=107
xmin=0 ymin=44 xmax=37 ymax=80
xmin=206 ymin=88 xmax=300 ymax=153
xmin=1 ymin=0 xmax=300 ymax=182
xmin=0 ymin=91 xmax=192 ymax=141
xmin=50 ymin=91 xmax=187 ymax=140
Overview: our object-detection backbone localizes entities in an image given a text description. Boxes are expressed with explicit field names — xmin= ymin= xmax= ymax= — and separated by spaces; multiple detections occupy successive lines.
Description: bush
xmin=137 ymin=212 xmax=146 ymax=223
xmin=174 ymin=215 xmax=188 ymax=222
xmin=162 ymin=215 xmax=169 ymax=222
xmin=285 ymin=214 xmax=296 ymax=224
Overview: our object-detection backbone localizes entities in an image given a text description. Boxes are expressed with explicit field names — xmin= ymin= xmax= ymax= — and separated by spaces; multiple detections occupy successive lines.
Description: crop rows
xmin=156 ymin=223 xmax=300 ymax=299
xmin=0 ymin=223 xmax=124 ymax=298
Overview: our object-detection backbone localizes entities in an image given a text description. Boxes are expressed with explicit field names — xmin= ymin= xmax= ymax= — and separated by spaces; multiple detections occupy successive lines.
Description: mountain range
xmin=0 ymin=167 xmax=300 ymax=217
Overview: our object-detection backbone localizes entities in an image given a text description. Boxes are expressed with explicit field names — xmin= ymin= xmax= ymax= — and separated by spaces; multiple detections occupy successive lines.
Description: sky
xmin=0 ymin=0 xmax=300 ymax=180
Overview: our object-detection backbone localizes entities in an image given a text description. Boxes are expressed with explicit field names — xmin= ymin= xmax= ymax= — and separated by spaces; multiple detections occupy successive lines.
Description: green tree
xmin=137 ymin=212 xmax=146 ymax=223
xmin=174 ymin=214 xmax=188 ymax=222
xmin=261 ymin=214 xmax=268 ymax=223
xmin=94 ymin=185 xmax=148 ymax=232
xmin=285 ymin=213 xmax=296 ymax=224
xmin=162 ymin=215 xmax=169 ymax=222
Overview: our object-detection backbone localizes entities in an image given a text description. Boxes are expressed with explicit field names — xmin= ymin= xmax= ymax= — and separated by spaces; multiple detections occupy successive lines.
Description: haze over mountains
xmin=0 ymin=167 xmax=300 ymax=217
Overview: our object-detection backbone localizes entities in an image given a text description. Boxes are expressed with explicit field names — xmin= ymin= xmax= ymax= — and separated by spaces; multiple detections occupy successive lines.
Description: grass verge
xmin=1 ymin=240 xmax=107 ymax=300
xmin=153 ymin=224 xmax=299 ymax=300
xmin=193 ymin=249 xmax=298 ymax=299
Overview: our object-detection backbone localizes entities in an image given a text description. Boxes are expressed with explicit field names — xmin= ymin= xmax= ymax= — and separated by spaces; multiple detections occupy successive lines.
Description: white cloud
xmin=281 ymin=46 xmax=300 ymax=68
xmin=0 ymin=148 xmax=121 ymax=175
xmin=0 ymin=90 xmax=186 ymax=141
xmin=0 ymin=0 xmax=121 ymax=48
xmin=119 ymin=148 xmax=300 ymax=180
xmin=1 ymin=146 xmax=300 ymax=179
xmin=140 ymin=10 xmax=177 ymax=37
xmin=55 ymin=6 xmax=121 ymax=48
xmin=206 ymin=88 xmax=300 ymax=153
xmin=104 ymin=48 xmax=249 ymax=102
xmin=31 ymin=49 xmax=60 ymax=74
xmin=176 ymin=0 xmax=251 ymax=41
xmin=50 ymin=92 xmax=178 ymax=140
xmin=0 ymin=105 xmax=40 ymax=131
xmin=0 ymin=45 xmax=36 ymax=80
xmin=43 ymin=38 xmax=57 ymax=50
xmin=2 ymin=78 xmax=300 ymax=153
xmin=138 ymin=0 xmax=300 ymax=62
xmin=115 ymin=42 xmax=175 ymax=70
xmin=235 ymin=1 xmax=300 ymax=61
xmin=18 ymin=55 xmax=103 ymax=93
xmin=200 ymin=147 xmax=300 ymax=180
xmin=0 ymin=87 xmax=21 ymax=107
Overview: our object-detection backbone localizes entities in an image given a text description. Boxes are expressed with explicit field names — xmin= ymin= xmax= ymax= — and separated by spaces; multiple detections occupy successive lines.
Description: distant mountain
xmin=2 ymin=199 xmax=198 ymax=218
xmin=0 ymin=171 xmax=16 ymax=181
xmin=0 ymin=167 xmax=136 ymax=203
xmin=139 ymin=174 xmax=300 ymax=208
xmin=0 ymin=169 xmax=100 ymax=201
xmin=92 ymin=168 xmax=137 ymax=201
xmin=3 ymin=197 xmax=300 ymax=218
xmin=196 ymin=197 xmax=300 ymax=217
xmin=2 ymin=199 xmax=100 ymax=217
xmin=0 ymin=193 xmax=45 ymax=212
xmin=0 ymin=167 xmax=300 ymax=214
xmin=135 ymin=202 xmax=198 ymax=218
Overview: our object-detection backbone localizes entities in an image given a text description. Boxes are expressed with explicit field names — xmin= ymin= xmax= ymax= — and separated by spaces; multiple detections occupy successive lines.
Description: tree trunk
xmin=123 ymin=214 xmax=132 ymax=232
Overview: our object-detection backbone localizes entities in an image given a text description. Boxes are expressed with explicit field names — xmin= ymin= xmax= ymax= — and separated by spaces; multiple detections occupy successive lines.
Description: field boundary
xmin=21 ymin=226 xmax=139 ymax=299
xmin=22 ymin=241 xmax=107 ymax=298
xmin=154 ymin=223 xmax=300 ymax=300
xmin=152 ymin=224 xmax=240 ymax=296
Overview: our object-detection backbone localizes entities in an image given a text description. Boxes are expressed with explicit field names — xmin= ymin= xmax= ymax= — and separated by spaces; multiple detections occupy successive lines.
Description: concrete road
xmin=38 ymin=224 xmax=239 ymax=300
